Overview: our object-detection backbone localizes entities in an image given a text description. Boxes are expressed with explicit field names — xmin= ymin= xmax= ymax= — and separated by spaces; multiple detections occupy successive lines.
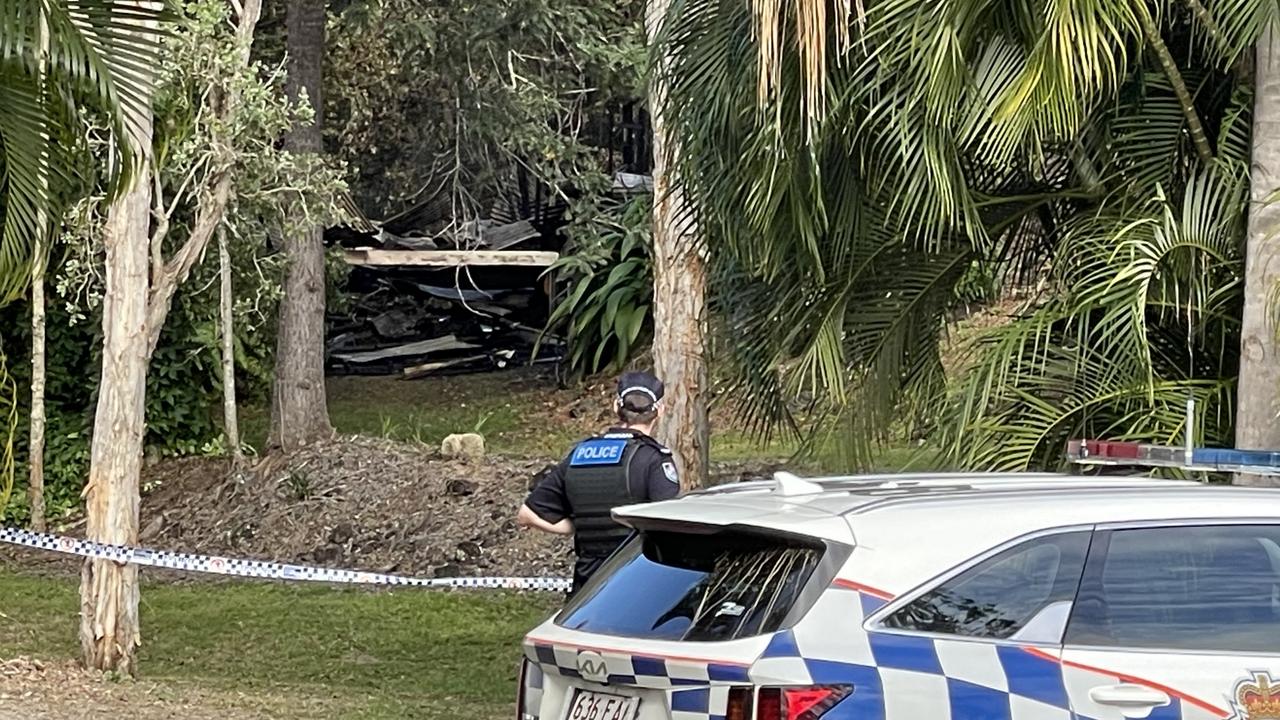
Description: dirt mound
xmin=3 ymin=433 xmax=781 ymax=583
xmin=138 ymin=436 xmax=572 ymax=581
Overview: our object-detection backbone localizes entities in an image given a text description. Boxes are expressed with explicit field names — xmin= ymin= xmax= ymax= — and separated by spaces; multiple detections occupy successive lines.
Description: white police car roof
xmin=613 ymin=471 xmax=1280 ymax=575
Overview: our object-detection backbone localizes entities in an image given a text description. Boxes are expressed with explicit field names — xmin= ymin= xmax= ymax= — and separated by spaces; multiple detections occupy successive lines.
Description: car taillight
xmin=754 ymin=686 xmax=852 ymax=720
xmin=727 ymin=688 xmax=753 ymax=720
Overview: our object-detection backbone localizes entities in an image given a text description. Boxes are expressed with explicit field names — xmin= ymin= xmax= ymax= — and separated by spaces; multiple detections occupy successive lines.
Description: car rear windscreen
xmin=556 ymin=530 xmax=824 ymax=641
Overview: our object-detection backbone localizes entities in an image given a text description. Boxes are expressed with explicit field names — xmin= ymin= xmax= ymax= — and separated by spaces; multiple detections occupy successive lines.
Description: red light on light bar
xmin=1067 ymin=439 xmax=1143 ymax=459
xmin=1098 ymin=441 xmax=1140 ymax=458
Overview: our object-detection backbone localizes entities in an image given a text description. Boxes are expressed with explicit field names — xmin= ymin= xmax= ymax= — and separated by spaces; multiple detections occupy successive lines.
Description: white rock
xmin=441 ymin=433 xmax=485 ymax=462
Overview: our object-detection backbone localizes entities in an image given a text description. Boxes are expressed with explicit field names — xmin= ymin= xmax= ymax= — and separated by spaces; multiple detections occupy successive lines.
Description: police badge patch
xmin=662 ymin=462 xmax=679 ymax=483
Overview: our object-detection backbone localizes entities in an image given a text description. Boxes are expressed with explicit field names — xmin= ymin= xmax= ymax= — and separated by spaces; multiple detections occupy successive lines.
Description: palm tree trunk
xmin=1237 ymin=26 xmax=1280 ymax=486
xmin=647 ymin=0 xmax=710 ymax=490
xmin=270 ymin=0 xmax=332 ymax=452
xmin=28 ymin=4 xmax=50 ymax=532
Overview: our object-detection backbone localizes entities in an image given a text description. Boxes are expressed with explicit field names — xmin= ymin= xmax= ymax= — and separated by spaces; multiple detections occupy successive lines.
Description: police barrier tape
xmin=0 ymin=525 xmax=572 ymax=593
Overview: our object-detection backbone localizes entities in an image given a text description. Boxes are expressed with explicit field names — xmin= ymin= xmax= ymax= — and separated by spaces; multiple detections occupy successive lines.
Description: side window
xmin=1066 ymin=524 xmax=1280 ymax=653
xmin=880 ymin=531 xmax=1091 ymax=641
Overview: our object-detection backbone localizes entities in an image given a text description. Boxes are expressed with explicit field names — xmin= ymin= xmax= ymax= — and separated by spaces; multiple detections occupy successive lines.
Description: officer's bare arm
xmin=517 ymin=504 xmax=574 ymax=535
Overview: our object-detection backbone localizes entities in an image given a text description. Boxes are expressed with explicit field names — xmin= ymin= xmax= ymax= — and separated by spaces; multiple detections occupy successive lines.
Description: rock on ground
xmin=440 ymin=433 xmax=486 ymax=461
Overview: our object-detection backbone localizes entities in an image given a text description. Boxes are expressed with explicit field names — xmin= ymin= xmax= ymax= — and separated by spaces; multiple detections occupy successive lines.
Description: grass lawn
xmin=239 ymin=372 xmax=808 ymax=463
xmin=240 ymin=373 xmax=585 ymax=458
xmin=0 ymin=569 xmax=558 ymax=719
xmin=239 ymin=372 xmax=942 ymax=471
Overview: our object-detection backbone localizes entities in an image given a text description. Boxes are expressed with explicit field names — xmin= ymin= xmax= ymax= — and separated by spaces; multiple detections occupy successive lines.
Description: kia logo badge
xmin=576 ymin=651 xmax=608 ymax=683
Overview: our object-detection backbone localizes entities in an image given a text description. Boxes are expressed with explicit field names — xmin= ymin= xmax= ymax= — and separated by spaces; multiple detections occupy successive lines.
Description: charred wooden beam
xmin=343 ymin=248 xmax=560 ymax=267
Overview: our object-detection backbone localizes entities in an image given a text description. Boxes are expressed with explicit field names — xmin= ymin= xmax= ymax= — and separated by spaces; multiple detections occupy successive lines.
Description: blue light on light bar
xmin=1191 ymin=448 xmax=1280 ymax=467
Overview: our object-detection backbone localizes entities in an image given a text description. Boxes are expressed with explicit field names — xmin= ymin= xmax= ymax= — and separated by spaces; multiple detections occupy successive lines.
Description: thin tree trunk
xmin=80 ymin=146 xmax=152 ymax=677
xmin=143 ymin=0 xmax=261 ymax=360
xmin=1237 ymin=26 xmax=1280 ymax=486
xmin=647 ymin=0 xmax=709 ymax=491
xmin=29 ymin=238 xmax=47 ymax=532
xmin=144 ymin=171 xmax=232 ymax=359
xmin=270 ymin=0 xmax=332 ymax=452
xmin=1137 ymin=3 xmax=1215 ymax=165
xmin=218 ymin=225 xmax=242 ymax=462
xmin=28 ymin=5 xmax=49 ymax=532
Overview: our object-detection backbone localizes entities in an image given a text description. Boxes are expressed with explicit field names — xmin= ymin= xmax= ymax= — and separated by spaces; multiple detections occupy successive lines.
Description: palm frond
xmin=942 ymin=168 xmax=1244 ymax=469
xmin=0 ymin=67 xmax=52 ymax=304
xmin=657 ymin=0 xmax=1256 ymax=469
xmin=0 ymin=0 xmax=167 ymax=306
xmin=1200 ymin=0 xmax=1280 ymax=66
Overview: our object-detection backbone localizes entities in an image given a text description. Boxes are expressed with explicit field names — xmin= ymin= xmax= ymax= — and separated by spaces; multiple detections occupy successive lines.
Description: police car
xmin=517 ymin=472 xmax=1280 ymax=720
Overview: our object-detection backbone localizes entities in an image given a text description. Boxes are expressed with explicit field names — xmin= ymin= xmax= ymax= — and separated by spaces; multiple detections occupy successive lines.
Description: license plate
xmin=565 ymin=689 xmax=639 ymax=720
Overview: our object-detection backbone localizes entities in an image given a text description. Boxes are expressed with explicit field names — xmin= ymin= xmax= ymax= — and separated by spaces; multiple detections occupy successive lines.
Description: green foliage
xmin=543 ymin=194 xmax=653 ymax=376
xmin=2 ymin=0 xmax=349 ymax=524
xmin=934 ymin=36 xmax=1256 ymax=469
xmin=0 ymin=0 xmax=170 ymax=507
xmin=2 ymin=237 xmax=284 ymax=524
xmin=154 ymin=0 xmax=348 ymax=240
xmin=953 ymin=261 xmax=1001 ymax=308
xmin=1 ymin=408 xmax=90 ymax=526
xmin=325 ymin=0 xmax=645 ymax=218
xmin=658 ymin=0 xmax=1272 ymax=468
xmin=0 ymin=0 xmax=169 ymax=306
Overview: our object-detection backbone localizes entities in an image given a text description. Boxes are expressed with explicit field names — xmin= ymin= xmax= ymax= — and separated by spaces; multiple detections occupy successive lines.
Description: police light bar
xmin=1064 ymin=396 xmax=1280 ymax=476
xmin=1066 ymin=440 xmax=1280 ymax=476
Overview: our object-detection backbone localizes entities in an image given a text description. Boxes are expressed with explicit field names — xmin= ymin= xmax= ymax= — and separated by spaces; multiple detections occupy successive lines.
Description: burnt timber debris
xmin=325 ymin=270 xmax=569 ymax=378
xmin=324 ymin=183 xmax=574 ymax=379
xmin=325 ymin=102 xmax=654 ymax=379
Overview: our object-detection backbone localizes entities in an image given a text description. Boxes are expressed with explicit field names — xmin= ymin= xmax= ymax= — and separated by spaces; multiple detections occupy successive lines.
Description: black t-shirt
xmin=524 ymin=428 xmax=680 ymax=523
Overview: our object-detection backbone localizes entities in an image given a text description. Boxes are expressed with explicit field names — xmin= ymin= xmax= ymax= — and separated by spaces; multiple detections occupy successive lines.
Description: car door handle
xmin=1089 ymin=684 xmax=1171 ymax=718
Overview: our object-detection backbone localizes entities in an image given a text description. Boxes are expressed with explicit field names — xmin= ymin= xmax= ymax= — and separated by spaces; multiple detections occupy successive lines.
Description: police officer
xmin=517 ymin=370 xmax=680 ymax=596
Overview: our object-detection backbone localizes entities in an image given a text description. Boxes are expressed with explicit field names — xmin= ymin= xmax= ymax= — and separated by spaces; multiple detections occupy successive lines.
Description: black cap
xmin=616 ymin=370 xmax=664 ymax=404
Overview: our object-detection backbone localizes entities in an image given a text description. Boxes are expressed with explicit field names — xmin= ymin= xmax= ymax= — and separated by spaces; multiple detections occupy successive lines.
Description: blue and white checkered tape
xmin=0 ymin=525 xmax=572 ymax=592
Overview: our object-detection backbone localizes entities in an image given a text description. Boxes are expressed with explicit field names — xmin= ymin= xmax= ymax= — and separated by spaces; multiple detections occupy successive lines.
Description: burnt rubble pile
xmin=324 ymin=169 xmax=654 ymax=379
xmin=325 ymin=274 xmax=564 ymax=378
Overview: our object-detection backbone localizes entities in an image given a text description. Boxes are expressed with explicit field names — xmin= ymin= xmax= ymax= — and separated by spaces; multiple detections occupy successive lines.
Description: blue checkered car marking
xmin=671 ymin=688 xmax=710 ymax=712
xmin=525 ymin=641 xmax=750 ymax=689
xmin=522 ymin=584 xmax=1220 ymax=720
xmin=760 ymin=628 xmax=1090 ymax=719
xmin=996 ymin=645 xmax=1071 ymax=709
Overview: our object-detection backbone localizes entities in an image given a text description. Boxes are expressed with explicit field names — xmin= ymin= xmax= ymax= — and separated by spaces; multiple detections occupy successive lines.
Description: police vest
xmin=562 ymin=432 xmax=655 ymax=560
